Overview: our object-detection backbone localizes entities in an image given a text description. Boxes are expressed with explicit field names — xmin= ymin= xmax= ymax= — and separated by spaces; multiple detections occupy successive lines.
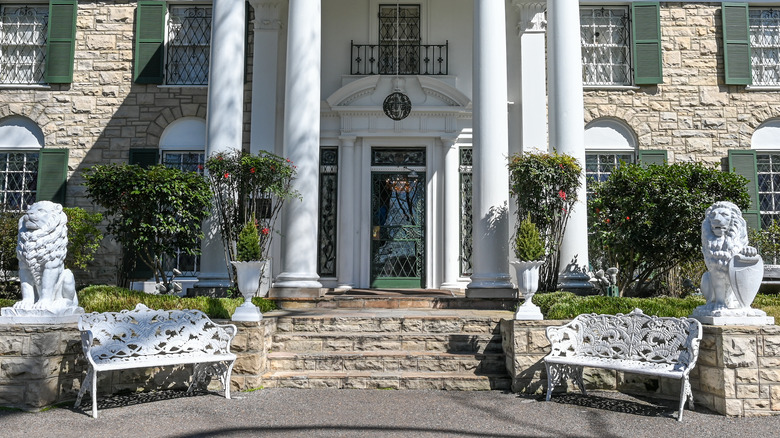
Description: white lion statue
xmin=2 ymin=201 xmax=80 ymax=316
xmin=694 ymin=201 xmax=766 ymax=319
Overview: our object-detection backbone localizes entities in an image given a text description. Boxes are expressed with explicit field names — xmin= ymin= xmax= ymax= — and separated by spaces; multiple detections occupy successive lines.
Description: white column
xmin=273 ymin=0 xmax=323 ymax=295
xmin=337 ymin=136 xmax=356 ymax=290
xmin=547 ymin=0 xmax=590 ymax=290
xmin=466 ymin=0 xmax=515 ymax=298
xmin=248 ymin=1 xmax=281 ymax=155
xmin=516 ymin=1 xmax=548 ymax=154
xmin=199 ymin=0 xmax=247 ymax=287
xmin=440 ymin=136 xmax=462 ymax=290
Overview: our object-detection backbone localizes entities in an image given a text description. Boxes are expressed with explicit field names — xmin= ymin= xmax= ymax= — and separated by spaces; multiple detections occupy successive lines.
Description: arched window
xmin=0 ymin=116 xmax=43 ymax=211
xmin=584 ymin=118 xmax=637 ymax=196
xmin=160 ymin=117 xmax=206 ymax=175
xmin=752 ymin=118 xmax=780 ymax=228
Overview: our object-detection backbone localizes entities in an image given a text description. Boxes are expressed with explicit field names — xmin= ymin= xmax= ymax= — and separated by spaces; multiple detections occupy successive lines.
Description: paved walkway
xmin=4 ymin=388 xmax=780 ymax=438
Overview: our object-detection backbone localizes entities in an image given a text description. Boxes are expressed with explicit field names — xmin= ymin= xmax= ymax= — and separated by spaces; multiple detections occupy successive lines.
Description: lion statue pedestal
xmin=0 ymin=201 xmax=84 ymax=324
xmin=691 ymin=201 xmax=774 ymax=326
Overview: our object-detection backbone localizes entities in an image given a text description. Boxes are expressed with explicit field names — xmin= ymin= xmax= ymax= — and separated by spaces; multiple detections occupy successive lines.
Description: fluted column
xmin=199 ymin=0 xmax=247 ymax=287
xmin=248 ymin=1 xmax=281 ymax=155
xmin=440 ymin=136 xmax=462 ymax=290
xmin=548 ymin=0 xmax=590 ymax=290
xmin=466 ymin=0 xmax=515 ymax=298
xmin=337 ymin=136 xmax=356 ymax=290
xmin=273 ymin=0 xmax=323 ymax=295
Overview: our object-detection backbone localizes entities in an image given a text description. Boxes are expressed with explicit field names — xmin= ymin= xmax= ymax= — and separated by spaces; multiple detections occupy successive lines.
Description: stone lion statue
xmin=698 ymin=201 xmax=758 ymax=314
xmin=8 ymin=201 xmax=79 ymax=315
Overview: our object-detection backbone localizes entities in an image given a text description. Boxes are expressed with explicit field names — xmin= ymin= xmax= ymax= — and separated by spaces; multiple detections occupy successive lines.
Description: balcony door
xmin=378 ymin=4 xmax=420 ymax=74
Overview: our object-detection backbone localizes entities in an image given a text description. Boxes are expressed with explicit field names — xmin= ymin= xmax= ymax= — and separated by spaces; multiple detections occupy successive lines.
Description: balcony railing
xmin=351 ymin=41 xmax=448 ymax=76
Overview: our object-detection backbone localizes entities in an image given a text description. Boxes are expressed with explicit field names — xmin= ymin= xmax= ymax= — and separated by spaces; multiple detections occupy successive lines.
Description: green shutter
xmin=134 ymin=1 xmax=166 ymax=84
xmin=728 ymin=149 xmax=761 ymax=229
xmin=45 ymin=0 xmax=77 ymax=83
xmin=638 ymin=150 xmax=668 ymax=166
xmin=129 ymin=148 xmax=160 ymax=168
xmin=722 ymin=3 xmax=752 ymax=85
xmin=631 ymin=2 xmax=663 ymax=85
xmin=36 ymin=148 xmax=69 ymax=204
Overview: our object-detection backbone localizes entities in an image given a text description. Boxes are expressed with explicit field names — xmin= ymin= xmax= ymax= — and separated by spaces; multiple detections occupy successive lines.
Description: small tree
xmin=588 ymin=161 xmax=750 ymax=296
xmin=508 ymin=152 xmax=582 ymax=291
xmin=63 ymin=207 xmax=104 ymax=271
xmin=205 ymin=150 xmax=298 ymax=284
xmin=83 ymin=164 xmax=212 ymax=292
xmin=514 ymin=215 xmax=545 ymax=261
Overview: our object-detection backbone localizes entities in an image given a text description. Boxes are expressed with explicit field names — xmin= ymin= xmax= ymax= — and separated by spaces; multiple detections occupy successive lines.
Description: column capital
xmin=249 ymin=1 xmax=282 ymax=30
xmin=338 ymin=135 xmax=357 ymax=146
xmin=512 ymin=1 xmax=547 ymax=35
xmin=440 ymin=135 xmax=458 ymax=148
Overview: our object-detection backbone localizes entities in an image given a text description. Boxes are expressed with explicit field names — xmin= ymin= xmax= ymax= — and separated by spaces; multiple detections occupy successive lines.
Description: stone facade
xmin=584 ymin=3 xmax=779 ymax=166
xmin=0 ymin=319 xmax=273 ymax=411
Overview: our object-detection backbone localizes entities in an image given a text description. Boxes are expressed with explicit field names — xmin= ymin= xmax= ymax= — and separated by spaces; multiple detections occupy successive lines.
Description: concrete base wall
xmin=500 ymin=319 xmax=780 ymax=417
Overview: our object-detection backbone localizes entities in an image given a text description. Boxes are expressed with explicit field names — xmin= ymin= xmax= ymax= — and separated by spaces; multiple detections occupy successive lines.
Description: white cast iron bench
xmin=75 ymin=304 xmax=237 ymax=418
xmin=544 ymin=309 xmax=702 ymax=421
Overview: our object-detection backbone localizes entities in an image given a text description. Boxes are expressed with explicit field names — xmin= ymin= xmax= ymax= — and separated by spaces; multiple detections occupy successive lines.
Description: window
xmin=584 ymin=119 xmax=638 ymax=196
xmin=580 ymin=3 xmax=662 ymax=86
xmin=0 ymin=5 xmax=48 ymax=84
xmin=581 ymin=7 xmax=631 ymax=86
xmin=585 ymin=153 xmax=633 ymax=195
xmin=378 ymin=4 xmax=420 ymax=74
xmin=166 ymin=5 xmax=211 ymax=85
xmin=134 ymin=2 xmax=212 ymax=85
xmin=749 ymin=8 xmax=780 ymax=86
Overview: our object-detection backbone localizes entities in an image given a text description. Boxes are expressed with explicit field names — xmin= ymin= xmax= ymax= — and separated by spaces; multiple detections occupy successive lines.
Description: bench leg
xmin=74 ymin=366 xmax=93 ymax=408
xmin=572 ymin=366 xmax=587 ymax=397
xmin=90 ymin=369 xmax=98 ymax=418
xmin=678 ymin=377 xmax=694 ymax=422
xmin=545 ymin=363 xmax=586 ymax=401
xmin=190 ymin=362 xmax=233 ymax=399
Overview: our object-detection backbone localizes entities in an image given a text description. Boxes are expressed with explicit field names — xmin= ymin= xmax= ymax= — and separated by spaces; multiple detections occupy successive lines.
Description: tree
xmin=588 ymin=162 xmax=750 ymax=296
xmin=83 ymin=164 xmax=212 ymax=292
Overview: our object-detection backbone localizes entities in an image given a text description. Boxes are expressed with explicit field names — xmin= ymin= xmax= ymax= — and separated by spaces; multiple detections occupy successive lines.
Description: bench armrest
xmin=79 ymin=329 xmax=99 ymax=368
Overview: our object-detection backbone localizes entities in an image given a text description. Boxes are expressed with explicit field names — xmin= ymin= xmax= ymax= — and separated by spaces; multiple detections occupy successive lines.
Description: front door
xmin=370 ymin=171 xmax=425 ymax=287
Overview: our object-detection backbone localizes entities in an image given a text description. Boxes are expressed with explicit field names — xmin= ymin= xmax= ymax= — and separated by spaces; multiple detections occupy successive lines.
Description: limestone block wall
xmin=583 ymin=2 xmax=779 ymax=165
xmin=0 ymin=320 xmax=273 ymax=411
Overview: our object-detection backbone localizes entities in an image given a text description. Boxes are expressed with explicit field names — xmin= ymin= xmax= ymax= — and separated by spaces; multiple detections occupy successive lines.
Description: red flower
xmin=595 ymin=208 xmax=600 ymax=214
xmin=270 ymin=165 xmax=275 ymax=171
xmin=606 ymin=219 xmax=611 ymax=224
xmin=261 ymin=227 xmax=270 ymax=235
xmin=223 ymin=172 xmax=229 ymax=179
xmin=217 ymin=156 xmax=223 ymax=161
xmin=559 ymin=163 xmax=564 ymax=169
xmin=286 ymin=158 xmax=291 ymax=163
xmin=197 ymin=165 xmax=204 ymax=170
xmin=558 ymin=190 xmax=567 ymax=201
xmin=626 ymin=216 xmax=630 ymax=221
xmin=250 ymin=167 xmax=256 ymax=173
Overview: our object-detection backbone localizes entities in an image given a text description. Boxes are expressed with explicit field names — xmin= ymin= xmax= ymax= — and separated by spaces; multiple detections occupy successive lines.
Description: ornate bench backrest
xmin=546 ymin=309 xmax=702 ymax=366
xmin=78 ymin=304 xmax=236 ymax=362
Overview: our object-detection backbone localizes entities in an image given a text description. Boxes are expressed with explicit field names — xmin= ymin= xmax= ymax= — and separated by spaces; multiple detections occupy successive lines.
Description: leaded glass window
xmin=162 ymin=151 xmax=205 ymax=275
xmin=459 ymin=147 xmax=472 ymax=277
xmin=581 ymin=7 xmax=631 ymax=86
xmin=757 ymin=153 xmax=780 ymax=228
xmin=0 ymin=151 xmax=38 ymax=211
xmin=0 ymin=5 xmax=47 ymax=85
xmin=378 ymin=4 xmax=420 ymax=74
xmin=750 ymin=8 xmax=780 ymax=86
xmin=585 ymin=153 xmax=633 ymax=197
xmin=166 ymin=5 xmax=211 ymax=85
xmin=318 ymin=148 xmax=338 ymax=277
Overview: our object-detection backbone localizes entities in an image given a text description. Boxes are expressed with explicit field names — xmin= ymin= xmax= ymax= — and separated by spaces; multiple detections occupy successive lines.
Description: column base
xmin=556 ymin=271 xmax=595 ymax=295
xmin=465 ymin=287 xmax=517 ymax=299
xmin=269 ymin=287 xmax=326 ymax=299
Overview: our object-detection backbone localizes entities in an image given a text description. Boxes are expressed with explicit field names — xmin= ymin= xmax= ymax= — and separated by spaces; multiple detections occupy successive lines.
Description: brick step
xmin=271 ymin=332 xmax=503 ymax=354
xmin=261 ymin=370 xmax=512 ymax=391
xmin=267 ymin=351 xmax=507 ymax=374
xmin=274 ymin=316 xmax=503 ymax=335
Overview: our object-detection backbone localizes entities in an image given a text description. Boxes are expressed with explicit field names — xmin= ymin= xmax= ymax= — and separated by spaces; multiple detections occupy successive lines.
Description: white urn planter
xmin=231 ymin=260 xmax=267 ymax=322
xmin=511 ymin=260 xmax=544 ymax=320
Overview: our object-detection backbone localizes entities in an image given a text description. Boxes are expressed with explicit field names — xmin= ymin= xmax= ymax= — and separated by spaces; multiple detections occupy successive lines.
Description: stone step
xmin=270 ymin=332 xmax=504 ymax=354
xmin=261 ymin=370 xmax=512 ymax=391
xmin=273 ymin=316 xmax=503 ymax=335
xmin=268 ymin=296 xmax=517 ymax=311
xmin=267 ymin=351 xmax=507 ymax=374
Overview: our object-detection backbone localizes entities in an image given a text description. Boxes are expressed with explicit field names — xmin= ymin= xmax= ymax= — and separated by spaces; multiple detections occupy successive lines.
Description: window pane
xmin=167 ymin=6 xmax=211 ymax=85
xmin=0 ymin=151 xmax=38 ymax=211
xmin=0 ymin=5 xmax=48 ymax=84
xmin=581 ymin=6 xmax=631 ymax=86
xmin=750 ymin=9 xmax=780 ymax=86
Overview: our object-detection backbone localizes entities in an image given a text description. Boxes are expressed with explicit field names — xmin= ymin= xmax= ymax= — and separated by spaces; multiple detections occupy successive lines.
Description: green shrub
xmin=83 ymin=164 xmax=212 ymax=292
xmin=508 ymin=152 xmax=581 ymax=290
xmin=77 ymin=285 xmax=277 ymax=318
xmin=236 ymin=217 xmax=263 ymax=261
xmin=63 ymin=207 xmax=103 ymax=270
xmin=514 ymin=215 xmax=544 ymax=261
xmin=0 ymin=211 xmax=21 ymax=300
xmin=588 ymin=162 xmax=750 ymax=296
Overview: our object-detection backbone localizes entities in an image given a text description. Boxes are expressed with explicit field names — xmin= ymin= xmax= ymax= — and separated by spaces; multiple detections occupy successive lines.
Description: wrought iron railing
xmin=351 ymin=41 xmax=448 ymax=76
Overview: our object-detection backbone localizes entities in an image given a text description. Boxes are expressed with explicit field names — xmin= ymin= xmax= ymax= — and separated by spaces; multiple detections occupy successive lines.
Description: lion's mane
xmin=701 ymin=201 xmax=748 ymax=268
xmin=17 ymin=203 xmax=68 ymax=287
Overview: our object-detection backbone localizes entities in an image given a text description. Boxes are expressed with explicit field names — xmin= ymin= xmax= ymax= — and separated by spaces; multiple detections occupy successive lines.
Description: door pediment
xmin=326 ymin=76 xmax=471 ymax=110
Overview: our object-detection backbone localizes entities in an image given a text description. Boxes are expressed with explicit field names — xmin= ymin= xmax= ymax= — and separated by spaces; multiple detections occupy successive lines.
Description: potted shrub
xmin=230 ymin=217 xmax=268 ymax=321
xmin=511 ymin=215 xmax=545 ymax=320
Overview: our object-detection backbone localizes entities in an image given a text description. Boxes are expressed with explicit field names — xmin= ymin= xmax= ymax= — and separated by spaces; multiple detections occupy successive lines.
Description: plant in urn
xmin=231 ymin=217 xmax=267 ymax=321
xmin=511 ymin=215 xmax=545 ymax=320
